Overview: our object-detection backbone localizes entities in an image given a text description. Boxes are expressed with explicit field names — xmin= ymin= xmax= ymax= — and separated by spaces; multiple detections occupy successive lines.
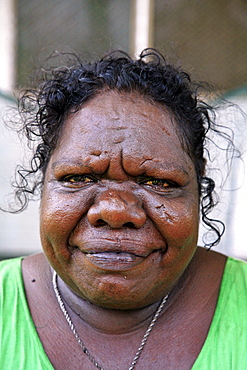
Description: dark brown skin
xmin=22 ymin=91 xmax=227 ymax=369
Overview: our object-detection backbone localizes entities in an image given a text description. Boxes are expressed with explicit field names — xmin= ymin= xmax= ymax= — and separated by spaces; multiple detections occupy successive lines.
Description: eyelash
xmin=61 ymin=174 xmax=96 ymax=186
xmin=141 ymin=179 xmax=169 ymax=187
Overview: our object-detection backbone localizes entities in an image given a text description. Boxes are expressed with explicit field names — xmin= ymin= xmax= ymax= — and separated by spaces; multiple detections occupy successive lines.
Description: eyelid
xmin=138 ymin=177 xmax=178 ymax=187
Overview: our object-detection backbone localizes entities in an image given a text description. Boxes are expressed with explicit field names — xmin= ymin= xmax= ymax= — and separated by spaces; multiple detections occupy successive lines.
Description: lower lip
xmin=85 ymin=252 xmax=145 ymax=271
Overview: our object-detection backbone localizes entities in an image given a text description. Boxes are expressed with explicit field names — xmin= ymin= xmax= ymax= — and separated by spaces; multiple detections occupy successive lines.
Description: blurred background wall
xmin=0 ymin=0 xmax=247 ymax=259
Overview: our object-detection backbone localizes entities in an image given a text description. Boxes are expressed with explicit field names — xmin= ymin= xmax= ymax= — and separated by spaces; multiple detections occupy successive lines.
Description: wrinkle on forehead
xmin=50 ymin=154 xmax=111 ymax=175
xmin=50 ymin=90 xmax=192 ymax=178
xmin=69 ymin=90 xmax=174 ymax=134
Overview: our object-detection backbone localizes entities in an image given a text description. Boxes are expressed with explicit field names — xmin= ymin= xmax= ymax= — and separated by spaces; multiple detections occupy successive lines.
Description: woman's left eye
xmin=140 ymin=178 xmax=178 ymax=190
xmin=143 ymin=179 xmax=169 ymax=187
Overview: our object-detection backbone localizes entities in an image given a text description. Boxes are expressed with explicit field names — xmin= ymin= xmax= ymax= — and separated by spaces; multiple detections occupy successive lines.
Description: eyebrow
xmin=51 ymin=159 xmax=91 ymax=170
xmin=137 ymin=159 xmax=190 ymax=177
xmin=51 ymin=158 xmax=191 ymax=179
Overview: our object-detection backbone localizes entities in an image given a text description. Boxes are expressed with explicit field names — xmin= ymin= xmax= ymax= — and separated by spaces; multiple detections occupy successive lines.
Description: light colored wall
xmin=0 ymin=96 xmax=41 ymax=258
xmin=199 ymin=95 xmax=247 ymax=259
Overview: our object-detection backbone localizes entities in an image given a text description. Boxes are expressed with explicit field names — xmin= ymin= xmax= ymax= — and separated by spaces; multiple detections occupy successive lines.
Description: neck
xmin=56 ymin=274 xmax=169 ymax=335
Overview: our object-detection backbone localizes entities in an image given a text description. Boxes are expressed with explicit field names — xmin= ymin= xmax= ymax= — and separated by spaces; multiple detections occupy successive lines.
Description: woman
xmin=1 ymin=49 xmax=247 ymax=369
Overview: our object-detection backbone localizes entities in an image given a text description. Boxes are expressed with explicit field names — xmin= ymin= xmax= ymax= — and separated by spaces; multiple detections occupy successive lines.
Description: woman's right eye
xmin=61 ymin=174 xmax=96 ymax=187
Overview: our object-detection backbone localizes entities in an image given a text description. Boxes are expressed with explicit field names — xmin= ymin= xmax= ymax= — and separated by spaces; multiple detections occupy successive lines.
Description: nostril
xmin=95 ymin=219 xmax=107 ymax=227
xmin=123 ymin=222 xmax=136 ymax=228
xmin=87 ymin=191 xmax=147 ymax=228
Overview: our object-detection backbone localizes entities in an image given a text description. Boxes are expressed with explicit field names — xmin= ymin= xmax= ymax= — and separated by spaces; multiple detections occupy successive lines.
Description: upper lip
xmin=71 ymin=238 xmax=166 ymax=257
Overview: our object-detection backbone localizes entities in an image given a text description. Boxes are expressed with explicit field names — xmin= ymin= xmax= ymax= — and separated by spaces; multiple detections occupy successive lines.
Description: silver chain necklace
xmin=52 ymin=271 xmax=169 ymax=370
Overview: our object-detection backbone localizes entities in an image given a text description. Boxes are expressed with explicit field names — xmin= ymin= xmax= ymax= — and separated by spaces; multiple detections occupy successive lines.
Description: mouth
xmin=85 ymin=251 xmax=147 ymax=270
xmin=71 ymin=238 xmax=166 ymax=271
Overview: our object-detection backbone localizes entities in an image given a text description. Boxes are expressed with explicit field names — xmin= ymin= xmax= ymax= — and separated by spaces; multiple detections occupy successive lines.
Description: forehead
xmin=56 ymin=91 xmax=183 ymax=157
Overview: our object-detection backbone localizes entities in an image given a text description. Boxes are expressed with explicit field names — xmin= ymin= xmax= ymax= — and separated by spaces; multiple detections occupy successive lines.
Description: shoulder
xmin=0 ymin=257 xmax=23 ymax=297
xmin=0 ymin=254 xmax=54 ymax=370
xmin=193 ymin=248 xmax=247 ymax=302
xmin=219 ymin=256 xmax=247 ymax=305
xmin=21 ymin=252 xmax=56 ymax=294
xmin=193 ymin=254 xmax=247 ymax=369
xmin=0 ymin=256 xmax=22 ymax=275
xmin=0 ymin=257 xmax=28 ymax=348
xmin=224 ymin=255 xmax=247 ymax=275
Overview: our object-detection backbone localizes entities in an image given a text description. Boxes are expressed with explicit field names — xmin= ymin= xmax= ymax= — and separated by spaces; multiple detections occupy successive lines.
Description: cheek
xmin=143 ymin=193 xmax=200 ymax=248
xmin=39 ymin=187 xmax=94 ymax=261
xmin=160 ymin=202 xmax=199 ymax=242
xmin=145 ymin=197 xmax=200 ymax=288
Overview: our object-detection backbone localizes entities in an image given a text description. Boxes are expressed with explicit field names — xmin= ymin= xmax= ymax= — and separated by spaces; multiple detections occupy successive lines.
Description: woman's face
xmin=40 ymin=91 xmax=200 ymax=309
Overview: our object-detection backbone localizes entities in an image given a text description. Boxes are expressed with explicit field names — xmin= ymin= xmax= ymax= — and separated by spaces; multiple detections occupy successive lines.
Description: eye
xmin=139 ymin=178 xmax=179 ymax=192
xmin=61 ymin=174 xmax=96 ymax=187
xmin=143 ymin=179 xmax=170 ymax=187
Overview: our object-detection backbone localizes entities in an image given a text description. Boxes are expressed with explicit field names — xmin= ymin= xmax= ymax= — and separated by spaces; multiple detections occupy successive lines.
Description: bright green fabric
xmin=191 ymin=256 xmax=247 ymax=370
xmin=0 ymin=257 xmax=54 ymax=370
xmin=0 ymin=256 xmax=247 ymax=369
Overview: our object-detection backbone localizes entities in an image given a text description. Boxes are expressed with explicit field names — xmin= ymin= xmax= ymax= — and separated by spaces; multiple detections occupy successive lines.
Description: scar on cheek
xmin=155 ymin=204 xmax=165 ymax=209
xmin=161 ymin=126 xmax=171 ymax=135
xmin=155 ymin=204 xmax=177 ymax=223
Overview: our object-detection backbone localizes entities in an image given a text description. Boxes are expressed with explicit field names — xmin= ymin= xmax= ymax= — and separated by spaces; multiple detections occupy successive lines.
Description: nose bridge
xmin=87 ymin=187 xmax=147 ymax=228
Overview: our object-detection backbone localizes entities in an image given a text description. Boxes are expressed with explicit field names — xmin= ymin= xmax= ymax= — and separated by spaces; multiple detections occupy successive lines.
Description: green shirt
xmin=0 ymin=256 xmax=247 ymax=369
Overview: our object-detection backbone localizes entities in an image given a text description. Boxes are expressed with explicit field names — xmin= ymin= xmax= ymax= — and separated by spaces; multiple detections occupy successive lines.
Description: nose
xmin=87 ymin=189 xmax=147 ymax=228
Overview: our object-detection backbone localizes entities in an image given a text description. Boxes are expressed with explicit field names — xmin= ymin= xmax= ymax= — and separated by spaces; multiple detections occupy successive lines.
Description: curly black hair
xmin=14 ymin=48 xmax=229 ymax=248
